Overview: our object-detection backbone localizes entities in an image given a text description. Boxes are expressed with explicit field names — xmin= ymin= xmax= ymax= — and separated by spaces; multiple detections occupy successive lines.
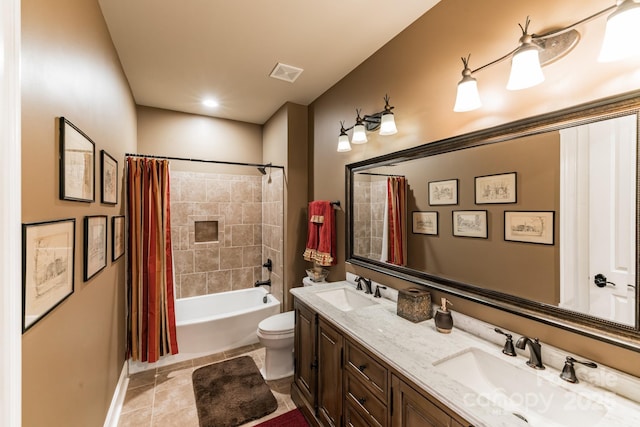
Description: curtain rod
xmin=358 ymin=172 xmax=406 ymax=177
xmin=124 ymin=153 xmax=284 ymax=169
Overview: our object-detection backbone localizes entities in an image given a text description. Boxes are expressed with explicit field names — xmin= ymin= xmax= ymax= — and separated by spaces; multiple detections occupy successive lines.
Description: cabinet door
xmin=391 ymin=375 xmax=451 ymax=427
xmin=317 ymin=319 xmax=343 ymax=427
xmin=294 ymin=301 xmax=317 ymax=410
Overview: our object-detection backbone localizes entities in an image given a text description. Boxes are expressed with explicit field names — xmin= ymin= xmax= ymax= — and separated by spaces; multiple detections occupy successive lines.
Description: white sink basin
xmin=315 ymin=287 xmax=378 ymax=311
xmin=433 ymin=348 xmax=607 ymax=427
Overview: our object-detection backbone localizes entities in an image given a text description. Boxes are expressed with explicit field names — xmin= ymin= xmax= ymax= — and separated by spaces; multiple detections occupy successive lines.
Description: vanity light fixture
xmin=454 ymin=1 xmax=640 ymax=112
xmin=336 ymin=95 xmax=398 ymax=152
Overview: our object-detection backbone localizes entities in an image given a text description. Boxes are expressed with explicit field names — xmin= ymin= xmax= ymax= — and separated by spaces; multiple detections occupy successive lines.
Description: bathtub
xmin=128 ymin=287 xmax=280 ymax=373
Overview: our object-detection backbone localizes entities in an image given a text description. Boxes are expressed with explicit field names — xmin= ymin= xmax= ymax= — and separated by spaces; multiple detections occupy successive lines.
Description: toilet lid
xmin=259 ymin=311 xmax=294 ymax=334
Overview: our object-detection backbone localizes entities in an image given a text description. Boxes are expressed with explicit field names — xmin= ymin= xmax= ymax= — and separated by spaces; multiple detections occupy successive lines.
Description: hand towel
xmin=303 ymin=200 xmax=336 ymax=266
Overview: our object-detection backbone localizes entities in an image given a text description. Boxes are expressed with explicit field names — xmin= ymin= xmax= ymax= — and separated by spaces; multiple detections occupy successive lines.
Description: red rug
xmin=255 ymin=409 xmax=309 ymax=427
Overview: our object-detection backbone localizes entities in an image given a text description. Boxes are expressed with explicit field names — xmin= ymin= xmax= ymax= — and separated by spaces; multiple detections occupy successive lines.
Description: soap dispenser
xmin=434 ymin=298 xmax=453 ymax=334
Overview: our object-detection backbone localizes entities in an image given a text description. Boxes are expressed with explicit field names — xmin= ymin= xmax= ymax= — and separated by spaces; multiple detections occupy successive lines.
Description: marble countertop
xmin=291 ymin=281 xmax=640 ymax=427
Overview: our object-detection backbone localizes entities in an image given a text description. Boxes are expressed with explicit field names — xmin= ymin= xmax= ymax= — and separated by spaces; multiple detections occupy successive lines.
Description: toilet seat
xmin=258 ymin=311 xmax=294 ymax=335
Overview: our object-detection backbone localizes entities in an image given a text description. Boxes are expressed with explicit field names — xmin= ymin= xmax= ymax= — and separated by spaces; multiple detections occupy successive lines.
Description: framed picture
xmin=101 ymin=150 xmax=118 ymax=205
xmin=475 ymin=172 xmax=517 ymax=204
xmin=412 ymin=211 xmax=438 ymax=235
xmin=429 ymin=179 xmax=458 ymax=205
xmin=504 ymin=211 xmax=555 ymax=245
xmin=112 ymin=215 xmax=125 ymax=261
xmin=59 ymin=117 xmax=95 ymax=202
xmin=84 ymin=215 xmax=107 ymax=281
xmin=22 ymin=218 xmax=75 ymax=332
xmin=452 ymin=210 xmax=488 ymax=238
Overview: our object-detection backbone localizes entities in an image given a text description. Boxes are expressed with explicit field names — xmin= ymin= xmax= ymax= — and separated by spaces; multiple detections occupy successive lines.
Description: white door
xmin=560 ymin=115 xmax=636 ymax=326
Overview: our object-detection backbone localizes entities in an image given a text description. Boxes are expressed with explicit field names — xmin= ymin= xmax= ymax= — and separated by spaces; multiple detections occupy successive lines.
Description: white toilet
xmin=257 ymin=277 xmax=324 ymax=380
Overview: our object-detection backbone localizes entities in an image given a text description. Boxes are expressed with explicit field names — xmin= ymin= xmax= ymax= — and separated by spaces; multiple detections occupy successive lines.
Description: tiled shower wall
xmin=261 ymin=169 xmax=284 ymax=305
xmin=353 ymin=178 xmax=386 ymax=260
xmin=171 ymin=171 xmax=264 ymax=298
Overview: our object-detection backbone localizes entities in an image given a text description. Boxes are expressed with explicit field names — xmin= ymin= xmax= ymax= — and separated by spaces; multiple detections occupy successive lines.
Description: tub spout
xmin=255 ymin=279 xmax=271 ymax=287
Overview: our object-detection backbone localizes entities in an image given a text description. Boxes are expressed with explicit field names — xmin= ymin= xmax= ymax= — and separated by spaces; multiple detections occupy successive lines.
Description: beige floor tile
xmin=154 ymin=365 xmax=194 ymax=393
xmin=118 ymin=406 xmax=152 ymax=427
xmin=127 ymin=369 xmax=157 ymax=389
xmin=121 ymin=384 xmax=155 ymax=414
xmin=152 ymin=406 xmax=199 ymax=427
xmin=223 ymin=344 xmax=256 ymax=358
xmin=153 ymin=382 xmax=196 ymax=418
xmin=191 ymin=352 xmax=225 ymax=369
xmin=156 ymin=359 xmax=193 ymax=373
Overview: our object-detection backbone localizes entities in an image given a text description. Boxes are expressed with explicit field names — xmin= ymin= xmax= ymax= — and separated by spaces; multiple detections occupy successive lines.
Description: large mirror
xmin=346 ymin=91 xmax=640 ymax=348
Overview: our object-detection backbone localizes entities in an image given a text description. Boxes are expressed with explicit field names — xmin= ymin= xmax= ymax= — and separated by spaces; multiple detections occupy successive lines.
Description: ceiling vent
xmin=269 ymin=63 xmax=304 ymax=83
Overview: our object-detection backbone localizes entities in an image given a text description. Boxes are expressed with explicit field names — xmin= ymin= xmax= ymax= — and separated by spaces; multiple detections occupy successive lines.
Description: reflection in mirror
xmin=353 ymin=172 xmax=407 ymax=266
xmin=348 ymin=96 xmax=640 ymax=345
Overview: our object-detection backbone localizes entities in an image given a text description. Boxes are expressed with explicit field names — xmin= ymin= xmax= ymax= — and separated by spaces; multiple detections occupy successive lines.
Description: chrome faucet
xmin=355 ymin=276 xmax=372 ymax=294
xmin=515 ymin=336 xmax=545 ymax=370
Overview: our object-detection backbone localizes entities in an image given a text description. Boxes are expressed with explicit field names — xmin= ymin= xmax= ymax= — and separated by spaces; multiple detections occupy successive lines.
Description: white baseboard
xmin=103 ymin=362 xmax=129 ymax=427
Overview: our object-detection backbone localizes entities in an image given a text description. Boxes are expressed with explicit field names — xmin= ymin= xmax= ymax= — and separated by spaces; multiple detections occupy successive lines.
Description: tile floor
xmin=118 ymin=343 xmax=297 ymax=427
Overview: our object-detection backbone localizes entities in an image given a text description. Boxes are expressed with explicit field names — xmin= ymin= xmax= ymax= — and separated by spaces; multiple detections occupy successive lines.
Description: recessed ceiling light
xmin=202 ymin=98 xmax=219 ymax=108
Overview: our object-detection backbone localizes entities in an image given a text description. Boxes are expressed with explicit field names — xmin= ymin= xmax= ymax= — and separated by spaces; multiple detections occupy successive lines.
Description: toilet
xmin=257 ymin=277 xmax=324 ymax=380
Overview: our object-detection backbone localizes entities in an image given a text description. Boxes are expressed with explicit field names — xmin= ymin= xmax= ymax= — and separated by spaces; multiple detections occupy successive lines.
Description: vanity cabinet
xmin=391 ymin=375 xmax=467 ymax=427
xmin=292 ymin=298 xmax=472 ymax=427
xmin=294 ymin=300 xmax=318 ymax=415
xmin=317 ymin=318 xmax=343 ymax=427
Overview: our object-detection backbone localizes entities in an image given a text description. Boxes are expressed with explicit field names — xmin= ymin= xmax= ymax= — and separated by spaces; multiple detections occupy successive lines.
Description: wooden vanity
xmin=292 ymin=299 xmax=472 ymax=427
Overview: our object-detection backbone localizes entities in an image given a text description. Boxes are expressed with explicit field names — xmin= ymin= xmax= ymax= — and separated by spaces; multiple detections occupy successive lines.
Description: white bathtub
xmin=128 ymin=287 xmax=280 ymax=373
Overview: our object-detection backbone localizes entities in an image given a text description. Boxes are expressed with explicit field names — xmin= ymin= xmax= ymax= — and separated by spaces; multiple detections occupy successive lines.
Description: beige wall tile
xmin=194 ymin=248 xmax=220 ymax=272
xmin=180 ymin=273 xmax=207 ymax=297
xmin=231 ymin=224 xmax=254 ymax=246
xmin=231 ymin=267 xmax=254 ymax=289
xmin=206 ymin=270 xmax=232 ymax=293
xmin=220 ymin=247 xmax=243 ymax=269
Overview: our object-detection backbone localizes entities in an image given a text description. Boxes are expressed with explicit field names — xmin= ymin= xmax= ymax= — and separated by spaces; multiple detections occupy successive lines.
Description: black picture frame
xmin=428 ymin=179 xmax=458 ymax=206
xmin=101 ymin=150 xmax=118 ymax=205
xmin=22 ymin=218 xmax=75 ymax=332
xmin=83 ymin=215 xmax=107 ymax=281
xmin=59 ymin=117 xmax=95 ymax=202
xmin=112 ymin=215 xmax=125 ymax=261
xmin=504 ymin=211 xmax=555 ymax=245
xmin=475 ymin=172 xmax=517 ymax=204
xmin=412 ymin=211 xmax=438 ymax=235
xmin=452 ymin=210 xmax=488 ymax=238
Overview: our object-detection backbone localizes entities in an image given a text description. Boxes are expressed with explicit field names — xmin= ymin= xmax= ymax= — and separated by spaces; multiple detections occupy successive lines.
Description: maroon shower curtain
xmin=126 ymin=157 xmax=178 ymax=362
xmin=387 ymin=176 xmax=406 ymax=266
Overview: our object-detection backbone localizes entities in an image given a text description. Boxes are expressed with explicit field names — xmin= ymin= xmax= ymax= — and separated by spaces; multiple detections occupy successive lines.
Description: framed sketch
xmin=504 ymin=211 xmax=555 ymax=245
xmin=452 ymin=210 xmax=488 ymax=238
xmin=112 ymin=215 xmax=125 ymax=261
xmin=429 ymin=179 xmax=458 ymax=205
xmin=475 ymin=172 xmax=517 ymax=204
xmin=412 ymin=211 xmax=438 ymax=235
xmin=101 ymin=150 xmax=118 ymax=204
xmin=84 ymin=215 xmax=107 ymax=281
xmin=22 ymin=218 xmax=75 ymax=332
xmin=59 ymin=117 xmax=95 ymax=202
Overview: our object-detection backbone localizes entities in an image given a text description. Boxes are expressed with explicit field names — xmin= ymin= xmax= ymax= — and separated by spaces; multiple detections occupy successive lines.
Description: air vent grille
xmin=269 ymin=63 xmax=303 ymax=83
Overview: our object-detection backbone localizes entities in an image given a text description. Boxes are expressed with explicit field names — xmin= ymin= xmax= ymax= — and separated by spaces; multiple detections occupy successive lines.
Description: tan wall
xmin=311 ymin=0 xmax=640 ymax=376
xmin=21 ymin=0 xmax=136 ymax=425
xmin=136 ymin=105 xmax=263 ymax=173
xmin=263 ymin=103 xmax=309 ymax=311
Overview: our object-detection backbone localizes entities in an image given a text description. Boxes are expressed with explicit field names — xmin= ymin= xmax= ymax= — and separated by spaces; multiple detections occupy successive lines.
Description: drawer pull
xmin=358 ymin=364 xmax=367 ymax=372
xmin=357 ymin=397 xmax=367 ymax=405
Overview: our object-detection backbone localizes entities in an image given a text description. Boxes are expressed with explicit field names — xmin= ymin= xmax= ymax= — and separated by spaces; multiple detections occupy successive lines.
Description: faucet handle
xmin=374 ymin=285 xmax=387 ymax=298
xmin=494 ymin=328 xmax=516 ymax=356
xmin=355 ymin=276 xmax=363 ymax=290
xmin=560 ymin=356 xmax=597 ymax=383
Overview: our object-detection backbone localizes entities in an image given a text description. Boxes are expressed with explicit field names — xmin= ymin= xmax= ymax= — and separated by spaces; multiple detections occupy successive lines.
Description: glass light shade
xmin=337 ymin=134 xmax=352 ymax=152
xmin=506 ymin=45 xmax=545 ymax=91
xmin=351 ymin=124 xmax=368 ymax=144
xmin=379 ymin=113 xmax=397 ymax=135
xmin=598 ymin=0 xmax=640 ymax=62
xmin=453 ymin=76 xmax=482 ymax=112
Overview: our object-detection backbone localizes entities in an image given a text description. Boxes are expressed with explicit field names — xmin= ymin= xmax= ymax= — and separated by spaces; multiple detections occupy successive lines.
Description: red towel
xmin=302 ymin=200 xmax=336 ymax=266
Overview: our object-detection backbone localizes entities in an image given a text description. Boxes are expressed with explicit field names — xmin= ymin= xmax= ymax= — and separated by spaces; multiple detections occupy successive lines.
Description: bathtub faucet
xmin=255 ymin=279 xmax=271 ymax=287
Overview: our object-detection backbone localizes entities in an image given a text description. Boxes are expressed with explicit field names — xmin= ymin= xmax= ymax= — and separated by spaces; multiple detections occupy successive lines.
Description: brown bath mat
xmin=192 ymin=356 xmax=278 ymax=427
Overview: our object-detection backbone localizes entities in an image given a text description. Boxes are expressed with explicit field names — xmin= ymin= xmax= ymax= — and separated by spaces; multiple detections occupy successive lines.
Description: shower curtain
xmin=386 ymin=176 xmax=406 ymax=266
xmin=126 ymin=157 xmax=178 ymax=362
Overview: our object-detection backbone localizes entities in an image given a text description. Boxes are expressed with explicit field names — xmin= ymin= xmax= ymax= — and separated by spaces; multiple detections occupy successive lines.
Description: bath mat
xmin=192 ymin=356 xmax=278 ymax=427
xmin=255 ymin=409 xmax=309 ymax=427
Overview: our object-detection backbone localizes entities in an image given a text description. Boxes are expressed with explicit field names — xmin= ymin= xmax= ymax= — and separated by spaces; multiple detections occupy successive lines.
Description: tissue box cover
xmin=397 ymin=288 xmax=432 ymax=322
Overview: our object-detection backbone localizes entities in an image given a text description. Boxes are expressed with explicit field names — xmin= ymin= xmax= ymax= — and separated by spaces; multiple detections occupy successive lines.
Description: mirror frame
xmin=346 ymin=90 xmax=640 ymax=351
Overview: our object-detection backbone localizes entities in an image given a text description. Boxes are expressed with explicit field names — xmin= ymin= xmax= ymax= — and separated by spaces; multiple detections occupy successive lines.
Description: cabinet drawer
xmin=345 ymin=372 xmax=387 ymax=427
xmin=345 ymin=340 xmax=388 ymax=402
xmin=344 ymin=400 xmax=372 ymax=427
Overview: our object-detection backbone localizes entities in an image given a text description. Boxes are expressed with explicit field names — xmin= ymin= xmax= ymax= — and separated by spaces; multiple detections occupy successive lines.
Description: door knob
xmin=594 ymin=273 xmax=616 ymax=288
